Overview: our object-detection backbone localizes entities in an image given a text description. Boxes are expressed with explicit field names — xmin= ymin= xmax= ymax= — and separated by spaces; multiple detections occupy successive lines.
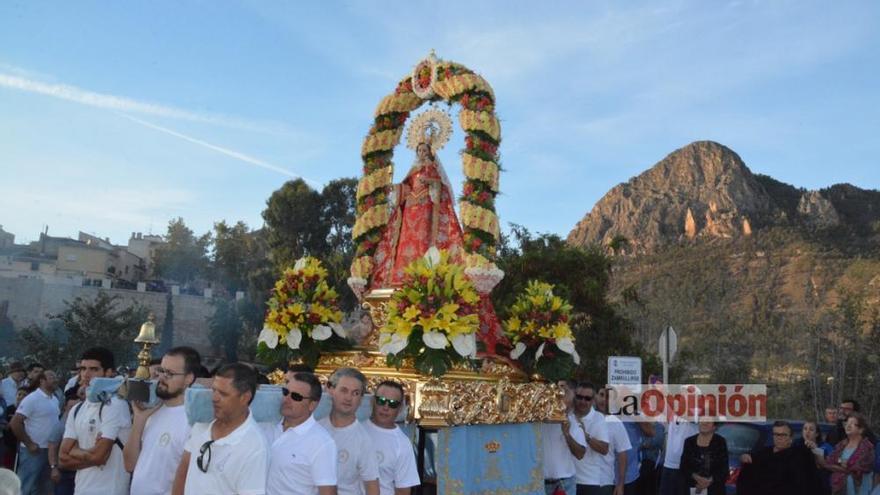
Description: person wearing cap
xmin=0 ymin=363 xmax=25 ymax=407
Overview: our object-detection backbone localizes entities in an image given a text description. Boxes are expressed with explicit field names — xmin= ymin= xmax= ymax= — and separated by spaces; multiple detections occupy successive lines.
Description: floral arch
xmin=350 ymin=53 xmax=502 ymax=286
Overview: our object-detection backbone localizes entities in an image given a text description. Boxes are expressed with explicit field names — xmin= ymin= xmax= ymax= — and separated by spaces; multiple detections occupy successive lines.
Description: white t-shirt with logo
xmin=17 ymin=388 xmax=60 ymax=448
xmin=599 ymin=414 xmax=632 ymax=486
xmin=130 ymin=404 xmax=191 ymax=495
xmin=319 ymin=417 xmax=380 ymax=495
xmin=183 ymin=413 xmax=268 ymax=495
xmin=62 ymin=398 xmax=132 ymax=495
xmin=541 ymin=412 xmax=586 ymax=480
xmin=573 ymin=408 xmax=610 ymax=486
xmin=364 ymin=420 xmax=420 ymax=495
xmin=266 ymin=416 xmax=337 ymax=495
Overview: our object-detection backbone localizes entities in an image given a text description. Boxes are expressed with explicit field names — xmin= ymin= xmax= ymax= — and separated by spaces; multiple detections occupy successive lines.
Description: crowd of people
xmin=2 ymin=354 xmax=880 ymax=495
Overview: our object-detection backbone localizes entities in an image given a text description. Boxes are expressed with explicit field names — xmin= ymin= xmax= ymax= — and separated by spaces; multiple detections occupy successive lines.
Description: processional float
xmin=257 ymin=52 xmax=581 ymax=494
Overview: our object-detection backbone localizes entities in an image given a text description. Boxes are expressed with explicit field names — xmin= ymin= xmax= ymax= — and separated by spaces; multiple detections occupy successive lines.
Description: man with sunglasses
xmin=320 ymin=368 xmax=380 ymax=495
xmin=124 ymin=346 xmax=201 ymax=495
xmin=365 ymin=381 xmax=420 ymax=495
xmin=265 ymin=371 xmax=338 ymax=495
xmin=572 ymin=382 xmax=611 ymax=495
xmin=173 ymin=363 xmax=268 ymax=495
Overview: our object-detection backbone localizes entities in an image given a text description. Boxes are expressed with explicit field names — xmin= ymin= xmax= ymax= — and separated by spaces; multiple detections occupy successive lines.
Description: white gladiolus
xmin=452 ymin=333 xmax=476 ymax=358
xmin=535 ymin=342 xmax=546 ymax=362
xmin=573 ymin=350 xmax=581 ymax=365
xmin=312 ymin=325 xmax=332 ymax=341
xmin=286 ymin=328 xmax=302 ymax=349
xmin=258 ymin=326 xmax=278 ymax=349
xmin=510 ymin=341 xmax=527 ymax=360
xmin=422 ymin=330 xmax=449 ymax=349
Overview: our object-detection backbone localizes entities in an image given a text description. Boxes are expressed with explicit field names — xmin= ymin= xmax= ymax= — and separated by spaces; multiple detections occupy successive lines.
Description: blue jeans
xmin=545 ymin=477 xmax=577 ymax=495
xmin=16 ymin=445 xmax=49 ymax=495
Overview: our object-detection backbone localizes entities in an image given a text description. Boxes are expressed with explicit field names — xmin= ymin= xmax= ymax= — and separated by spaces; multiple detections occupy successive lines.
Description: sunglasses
xmin=281 ymin=388 xmax=314 ymax=402
xmin=575 ymin=394 xmax=594 ymax=402
xmin=196 ymin=440 xmax=214 ymax=473
xmin=375 ymin=395 xmax=402 ymax=409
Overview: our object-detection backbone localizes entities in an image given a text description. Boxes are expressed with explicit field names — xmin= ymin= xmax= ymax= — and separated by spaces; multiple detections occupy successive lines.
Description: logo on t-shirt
xmin=375 ymin=451 xmax=385 ymax=464
xmin=338 ymin=449 xmax=350 ymax=464
xmin=159 ymin=433 xmax=171 ymax=447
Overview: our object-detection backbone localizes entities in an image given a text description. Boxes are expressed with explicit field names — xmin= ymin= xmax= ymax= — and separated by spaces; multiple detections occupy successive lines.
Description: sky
xmin=1 ymin=1 xmax=878 ymax=246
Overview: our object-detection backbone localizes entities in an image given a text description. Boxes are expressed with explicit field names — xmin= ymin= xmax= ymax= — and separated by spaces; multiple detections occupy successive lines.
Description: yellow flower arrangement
xmin=380 ymin=247 xmax=481 ymax=377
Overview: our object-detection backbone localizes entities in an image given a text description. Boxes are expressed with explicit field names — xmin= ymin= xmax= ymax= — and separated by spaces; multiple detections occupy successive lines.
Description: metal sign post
xmin=658 ymin=325 xmax=678 ymax=385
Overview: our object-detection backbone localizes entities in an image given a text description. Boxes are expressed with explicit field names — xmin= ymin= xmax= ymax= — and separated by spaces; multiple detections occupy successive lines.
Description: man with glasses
xmin=59 ymin=347 xmax=132 ymax=495
xmin=737 ymin=420 xmax=819 ymax=495
xmin=265 ymin=371 xmax=337 ymax=495
xmin=173 ymin=363 xmax=268 ymax=495
xmin=827 ymin=398 xmax=859 ymax=446
xmin=573 ymin=382 xmax=611 ymax=495
xmin=365 ymin=380 xmax=420 ymax=495
xmin=320 ymin=368 xmax=379 ymax=495
xmin=124 ymin=346 xmax=201 ymax=495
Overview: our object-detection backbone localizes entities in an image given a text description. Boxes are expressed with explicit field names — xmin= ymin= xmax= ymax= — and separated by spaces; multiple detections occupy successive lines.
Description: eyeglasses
xmin=575 ymin=394 xmax=594 ymax=402
xmin=281 ymin=388 xmax=314 ymax=402
xmin=156 ymin=367 xmax=187 ymax=379
xmin=196 ymin=440 xmax=214 ymax=472
xmin=772 ymin=432 xmax=791 ymax=437
xmin=375 ymin=395 xmax=402 ymax=409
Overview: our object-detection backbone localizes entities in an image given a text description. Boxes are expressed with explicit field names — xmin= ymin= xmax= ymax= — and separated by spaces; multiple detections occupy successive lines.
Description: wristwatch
xmin=50 ymin=464 xmax=58 ymax=469
xmin=584 ymin=432 xmax=592 ymax=443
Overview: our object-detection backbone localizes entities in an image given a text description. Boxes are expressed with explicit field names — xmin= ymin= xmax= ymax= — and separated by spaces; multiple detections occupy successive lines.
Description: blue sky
xmin=1 ymin=1 xmax=878 ymax=246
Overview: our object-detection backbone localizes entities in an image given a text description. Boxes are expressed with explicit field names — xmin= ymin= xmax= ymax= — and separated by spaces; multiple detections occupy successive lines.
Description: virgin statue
xmin=370 ymin=114 xmax=464 ymax=287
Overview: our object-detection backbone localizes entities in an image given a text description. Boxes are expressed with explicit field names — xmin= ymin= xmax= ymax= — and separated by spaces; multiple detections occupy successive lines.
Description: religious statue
xmin=370 ymin=109 xmax=464 ymax=287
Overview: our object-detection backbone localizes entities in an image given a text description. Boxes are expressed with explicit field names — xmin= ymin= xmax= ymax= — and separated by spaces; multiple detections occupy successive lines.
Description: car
xmin=717 ymin=420 xmax=833 ymax=494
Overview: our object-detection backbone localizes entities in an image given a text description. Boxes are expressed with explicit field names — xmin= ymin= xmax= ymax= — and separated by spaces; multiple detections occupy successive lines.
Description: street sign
xmin=658 ymin=325 xmax=678 ymax=363
xmin=607 ymin=356 xmax=642 ymax=386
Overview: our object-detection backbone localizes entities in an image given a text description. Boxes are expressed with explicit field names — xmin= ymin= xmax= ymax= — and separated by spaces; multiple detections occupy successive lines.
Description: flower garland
xmin=379 ymin=248 xmax=480 ymax=377
xmin=505 ymin=281 xmax=580 ymax=382
xmin=257 ymin=257 xmax=350 ymax=368
xmin=350 ymin=54 xmax=503 ymax=292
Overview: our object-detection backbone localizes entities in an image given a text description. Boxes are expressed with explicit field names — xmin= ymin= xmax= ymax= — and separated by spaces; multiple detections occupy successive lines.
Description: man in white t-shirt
xmin=320 ymin=368 xmax=379 ymax=495
xmin=594 ymin=387 xmax=631 ymax=495
xmin=541 ymin=380 xmax=586 ymax=495
xmin=59 ymin=347 xmax=132 ymax=495
xmin=124 ymin=346 xmax=201 ymax=495
xmin=265 ymin=371 xmax=337 ymax=495
xmin=572 ymin=382 xmax=611 ymax=495
xmin=10 ymin=369 xmax=60 ymax=495
xmin=174 ymin=363 xmax=268 ymax=495
xmin=659 ymin=414 xmax=698 ymax=495
xmin=365 ymin=380 xmax=420 ymax=495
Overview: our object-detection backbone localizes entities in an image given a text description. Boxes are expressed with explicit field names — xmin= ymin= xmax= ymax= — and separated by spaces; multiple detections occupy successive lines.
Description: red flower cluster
xmin=465 ymin=135 xmax=498 ymax=157
xmin=460 ymin=93 xmax=494 ymax=112
xmin=396 ymin=78 xmax=413 ymax=95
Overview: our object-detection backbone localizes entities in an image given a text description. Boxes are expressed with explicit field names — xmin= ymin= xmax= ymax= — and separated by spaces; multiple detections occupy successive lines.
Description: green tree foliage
xmin=262 ymin=179 xmax=327 ymax=267
xmin=158 ymin=292 xmax=174 ymax=354
xmin=153 ymin=217 xmax=211 ymax=285
xmin=493 ymin=225 xmax=658 ymax=383
xmin=17 ymin=291 xmax=149 ymax=371
xmin=208 ymin=297 xmax=259 ymax=363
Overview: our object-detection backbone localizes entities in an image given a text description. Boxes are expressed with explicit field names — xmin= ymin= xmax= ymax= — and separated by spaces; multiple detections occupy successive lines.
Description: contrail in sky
xmin=118 ymin=113 xmax=319 ymax=185
xmin=0 ymin=71 xmax=288 ymax=134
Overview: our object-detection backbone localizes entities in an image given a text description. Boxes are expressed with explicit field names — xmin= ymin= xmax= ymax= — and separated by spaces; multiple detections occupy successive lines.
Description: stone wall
xmin=0 ymin=277 xmax=216 ymax=358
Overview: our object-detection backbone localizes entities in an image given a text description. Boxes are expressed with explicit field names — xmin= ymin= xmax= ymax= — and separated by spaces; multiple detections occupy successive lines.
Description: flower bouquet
xmin=257 ymin=257 xmax=350 ymax=368
xmin=504 ymin=281 xmax=580 ymax=382
xmin=379 ymin=247 xmax=481 ymax=377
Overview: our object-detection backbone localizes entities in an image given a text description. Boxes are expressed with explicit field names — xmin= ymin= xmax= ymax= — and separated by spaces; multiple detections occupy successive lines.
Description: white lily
xmin=379 ymin=332 xmax=407 ymax=355
xmin=312 ymin=325 xmax=332 ymax=341
xmin=451 ymin=333 xmax=476 ymax=358
xmin=286 ymin=328 xmax=302 ymax=350
xmin=556 ymin=337 xmax=576 ymax=355
xmin=510 ymin=341 xmax=527 ymax=360
xmin=535 ymin=342 xmax=546 ymax=362
xmin=329 ymin=322 xmax=346 ymax=338
xmin=573 ymin=350 xmax=581 ymax=365
xmin=294 ymin=257 xmax=307 ymax=271
xmin=422 ymin=330 xmax=448 ymax=349
xmin=423 ymin=246 xmax=441 ymax=267
xmin=258 ymin=326 xmax=278 ymax=349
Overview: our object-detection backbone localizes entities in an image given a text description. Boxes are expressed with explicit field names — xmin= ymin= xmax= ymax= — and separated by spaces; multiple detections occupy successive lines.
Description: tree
xmin=320 ymin=178 xmax=358 ymax=255
xmin=153 ymin=217 xmax=211 ymax=285
xmin=208 ymin=297 xmax=251 ymax=363
xmin=158 ymin=292 xmax=174 ymax=354
xmin=17 ymin=291 xmax=149 ymax=371
xmin=262 ymin=179 xmax=327 ymax=268
xmin=213 ymin=220 xmax=267 ymax=293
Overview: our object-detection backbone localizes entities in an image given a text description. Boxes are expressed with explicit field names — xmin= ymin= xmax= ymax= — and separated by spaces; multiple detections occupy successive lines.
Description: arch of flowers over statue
xmin=349 ymin=52 xmax=502 ymax=293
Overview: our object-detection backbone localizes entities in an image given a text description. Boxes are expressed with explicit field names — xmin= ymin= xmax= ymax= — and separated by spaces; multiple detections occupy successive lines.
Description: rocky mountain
xmin=566 ymin=141 xmax=880 ymax=415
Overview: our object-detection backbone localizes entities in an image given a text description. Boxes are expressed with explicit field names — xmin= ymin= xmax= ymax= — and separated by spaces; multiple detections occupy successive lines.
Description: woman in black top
xmin=680 ymin=420 xmax=729 ymax=495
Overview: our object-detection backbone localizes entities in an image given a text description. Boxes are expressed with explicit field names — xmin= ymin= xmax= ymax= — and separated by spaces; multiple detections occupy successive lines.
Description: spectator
xmin=60 ymin=347 xmax=132 ymax=495
xmin=737 ymin=420 xmax=820 ymax=495
xmin=541 ymin=380 xmax=585 ymax=495
xmin=659 ymin=413 xmax=698 ymax=495
xmin=822 ymin=413 xmax=874 ymax=495
xmin=22 ymin=365 xmax=44 ymax=391
xmin=825 ymin=407 xmax=838 ymax=425
xmin=679 ymin=420 xmax=728 ymax=495
xmin=572 ymin=382 xmax=610 ymax=495
xmin=0 ymin=363 xmax=25 ymax=407
xmin=48 ymin=387 xmax=81 ymax=495
xmin=594 ymin=387 xmax=631 ymax=495
xmin=125 ymin=347 xmax=201 ymax=495
xmin=1 ymin=389 xmax=27 ymax=469
xmin=365 ymin=380 xmax=420 ymax=495
xmin=320 ymin=368 xmax=379 ymax=495
xmin=173 ymin=363 xmax=268 ymax=495
xmin=828 ymin=399 xmax=860 ymax=446
xmin=802 ymin=420 xmax=833 ymax=495
xmin=63 ymin=363 xmax=80 ymax=394
xmin=265 ymin=371 xmax=336 ymax=495
xmin=637 ymin=421 xmax=664 ymax=495
xmin=9 ymin=370 xmax=60 ymax=495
